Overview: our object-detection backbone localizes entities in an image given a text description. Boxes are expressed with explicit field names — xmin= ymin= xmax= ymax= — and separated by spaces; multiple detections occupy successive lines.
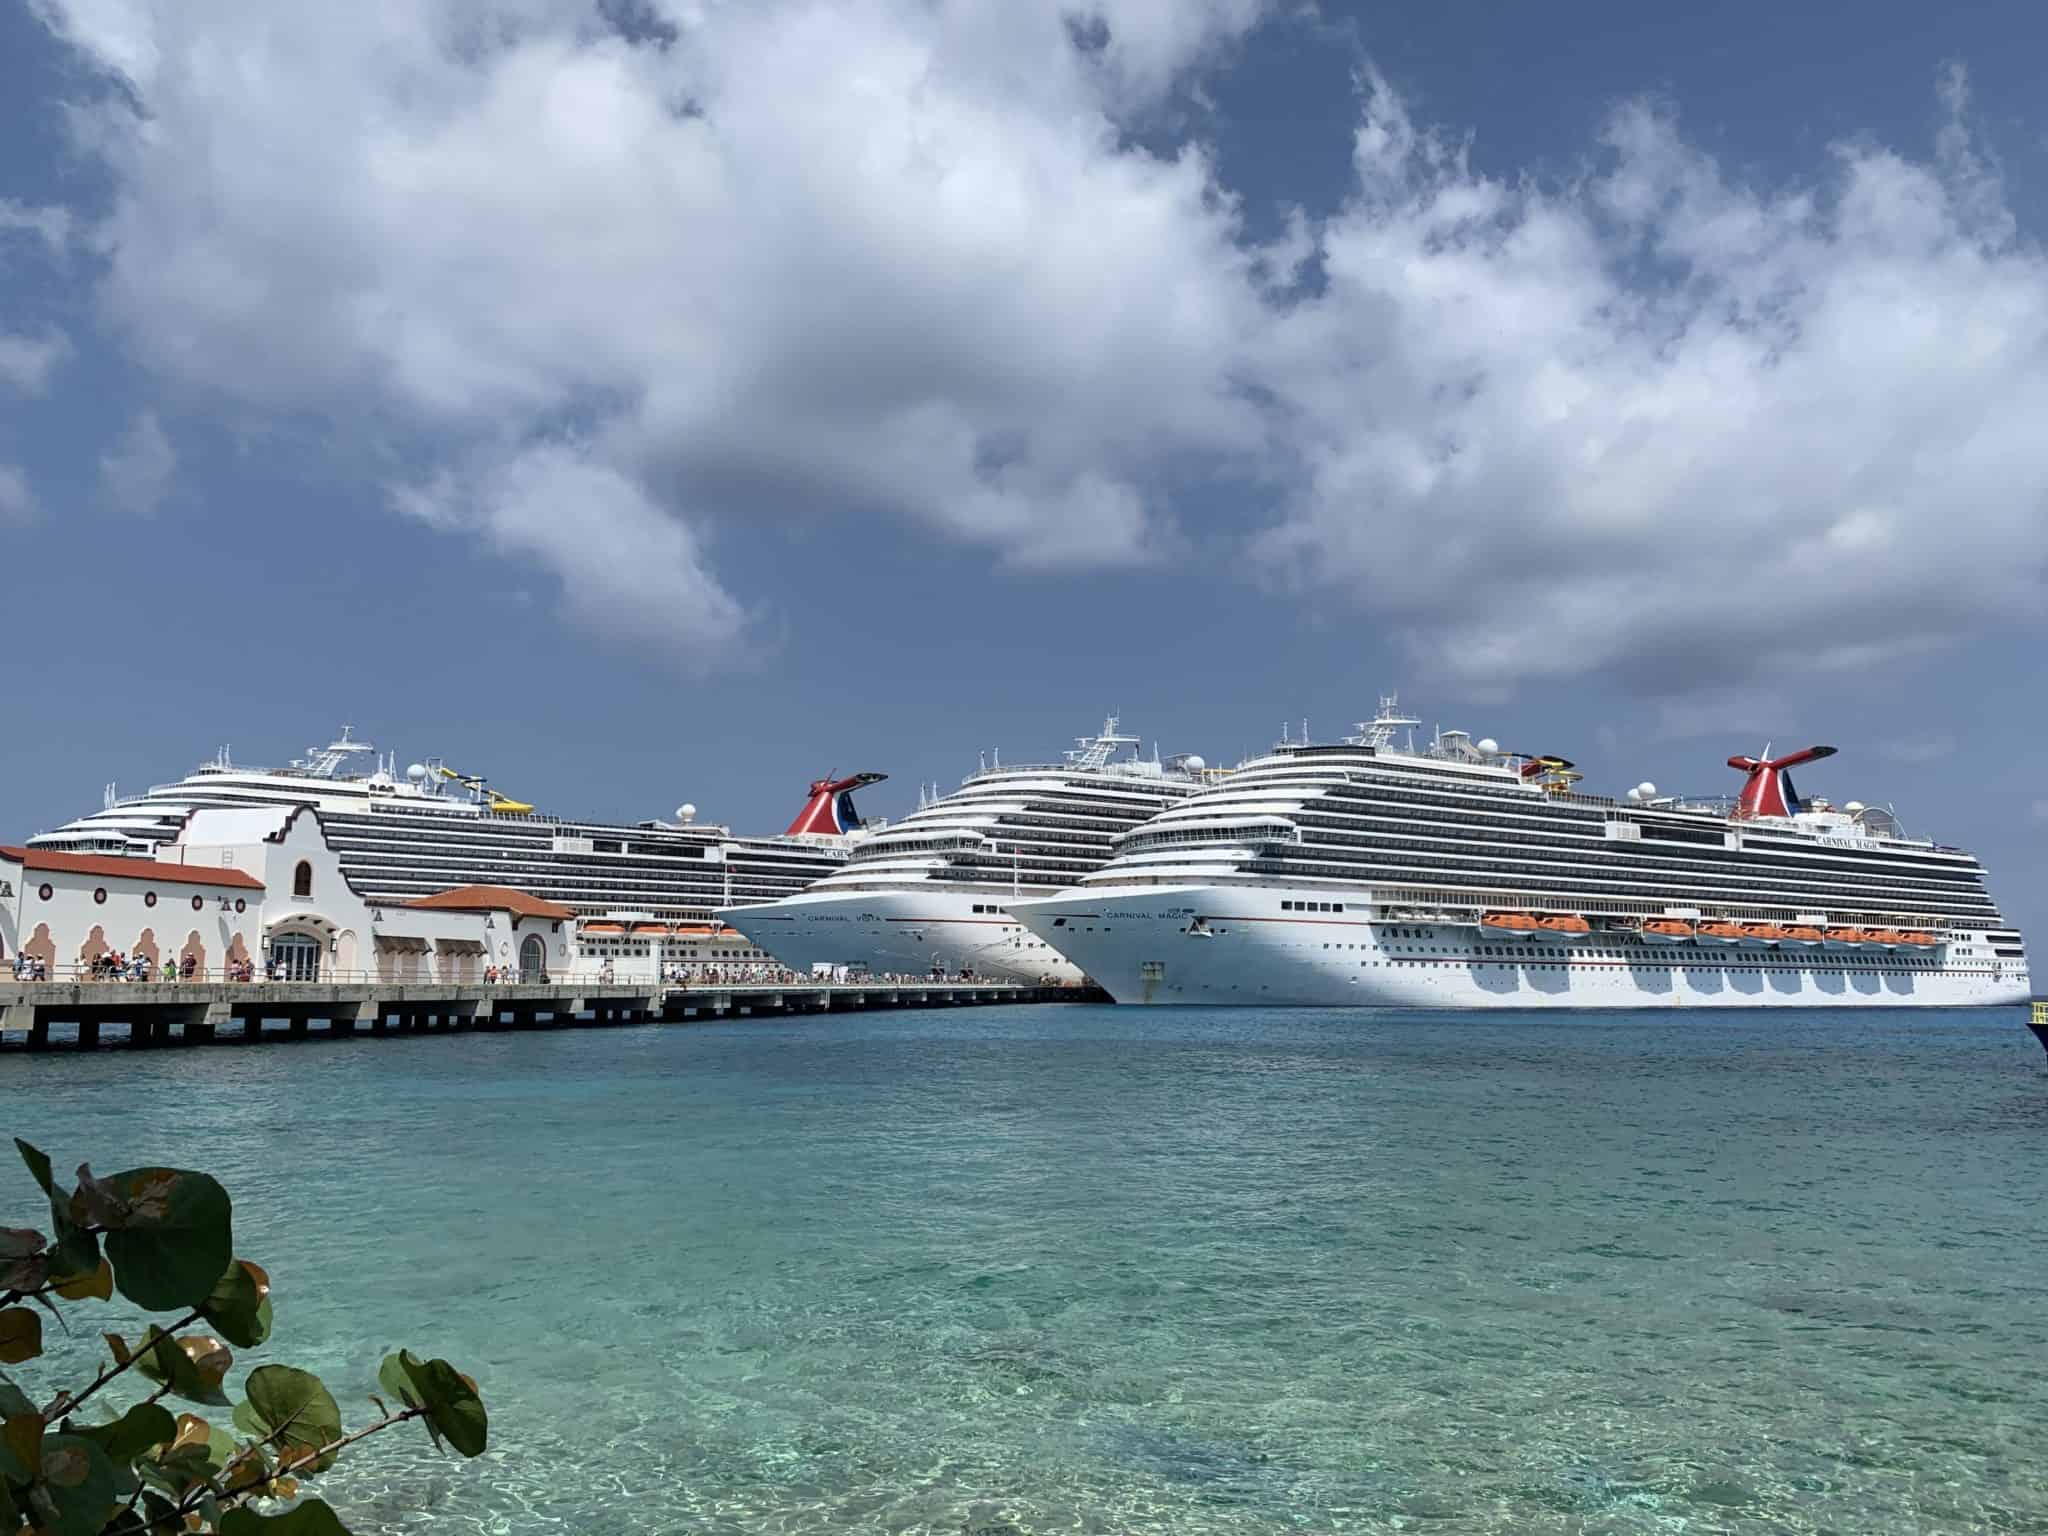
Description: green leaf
xmin=36 ymin=1433 xmax=118 ymax=1536
xmin=220 ymin=1496 xmax=354 ymax=1535
xmin=382 ymin=1351 xmax=488 ymax=1458
xmin=202 ymin=1259 xmax=274 ymax=1349
xmin=71 ymin=1400 xmax=176 ymax=1463
xmin=0 ymin=1371 xmax=35 ymax=1420
xmin=93 ymin=1167 xmax=234 ymax=1311
xmin=240 ymin=1366 xmax=343 ymax=1473
xmin=0 ymin=1229 xmax=46 ymax=1293
xmin=2 ymin=1412 xmax=42 ymax=1481
xmin=52 ymin=1258 xmax=113 ymax=1303
xmin=15 ymin=1139 xmax=55 ymax=1199
xmin=132 ymin=1326 xmax=233 ymax=1406
xmin=0 ymin=1308 xmax=39 ymax=1365
xmin=14 ymin=1142 xmax=99 ymax=1282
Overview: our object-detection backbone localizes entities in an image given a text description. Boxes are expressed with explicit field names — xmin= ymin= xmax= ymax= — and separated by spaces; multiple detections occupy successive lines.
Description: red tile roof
xmin=0 ymin=845 xmax=264 ymax=890
xmin=404 ymin=885 xmax=576 ymax=921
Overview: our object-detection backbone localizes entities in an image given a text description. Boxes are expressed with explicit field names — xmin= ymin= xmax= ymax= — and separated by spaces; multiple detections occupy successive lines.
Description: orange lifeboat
xmin=1482 ymin=912 xmax=1540 ymax=940
xmin=1901 ymin=930 xmax=1940 ymax=947
xmin=1536 ymin=915 xmax=1592 ymax=940
xmin=1642 ymin=919 xmax=1693 ymax=945
xmin=1822 ymin=927 xmax=1869 ymax=949
xmin=1780 ymin=925 xmax=1825 ymax=947
xmin=1865 ymin=928 xmax=1908 ymax=948
xmin=1696 ymin=922 xmax=1747 ymax=947
xmin=1739 ymin=923 xmax=1789 ymax=947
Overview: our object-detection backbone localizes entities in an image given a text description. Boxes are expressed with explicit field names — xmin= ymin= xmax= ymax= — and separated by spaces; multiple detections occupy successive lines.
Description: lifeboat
xmin=1536 ymin=915 xmax=1592 ymax=940
xmin=1900 ymin=930 xmax=1940 ymax=948
xmin=1780 ymin=925 xmax=1825 ymax=947
xmin=1739 ymin=923 xmax=1788 ymax=947
xmin=1822 ymin=927 xmax=1869 ymax=949
xmin=1481 ymin=911 xmax=1540 ymax=940
xmin=1642 ymin=919 xmax=1694 ymax=945
xmin=1696 ymin=922 xmax=1747 ymax=947
xmin=1865 ymin=928 xmax=1908 ymax=948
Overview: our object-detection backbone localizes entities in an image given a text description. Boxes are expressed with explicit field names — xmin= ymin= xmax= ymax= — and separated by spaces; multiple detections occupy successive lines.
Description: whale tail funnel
xmin=1727 ymin=745 xmax=1836 ymax=819
xmin=786 ymin=772 xmax=888 ymax=835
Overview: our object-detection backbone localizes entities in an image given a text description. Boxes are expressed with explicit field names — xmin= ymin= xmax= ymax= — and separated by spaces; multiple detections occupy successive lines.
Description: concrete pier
xmin=0 ymin=978 xmax=1096 ymax=1051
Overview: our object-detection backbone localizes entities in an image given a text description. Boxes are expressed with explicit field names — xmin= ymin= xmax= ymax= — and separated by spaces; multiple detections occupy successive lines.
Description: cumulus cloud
xmin=0 ymin=199 xmax=71 ymax=253
xmin=37 ymin=0 xmax=1274 ymax=636
xmin=0 ymin=463 xmax=35 ymax=523
xmin=0 ymin=331 xmax=71 ymax=394
xmin=99 ymin=410 xmax=176 ymax=515
xmin=1254 ymin=70 xmax=2048 ymax=688
xmin=27 ymin=2 xmax=2048 ymax=680
xmin=392 ymin=441 xmax=747 ymax=654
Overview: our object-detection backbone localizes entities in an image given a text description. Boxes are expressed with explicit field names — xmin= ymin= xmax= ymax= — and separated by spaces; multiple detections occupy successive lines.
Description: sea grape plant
xmin=1 ymin=1139 xmax=487 ymax=1534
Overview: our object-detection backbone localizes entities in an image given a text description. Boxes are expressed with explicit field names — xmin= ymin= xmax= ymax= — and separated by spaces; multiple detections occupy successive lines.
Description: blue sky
xmin=3 ymin=1 xmax=2045 ymax=948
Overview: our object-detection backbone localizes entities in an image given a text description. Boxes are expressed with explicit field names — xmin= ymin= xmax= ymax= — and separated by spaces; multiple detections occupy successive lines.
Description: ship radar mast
xmin=1067 ymin=713 xmax=1141 ymax=771
xmin=295 ymin=725 xmax=378 ymax=778
xmin=1349 ymin=694 xmax=1422 ymax=752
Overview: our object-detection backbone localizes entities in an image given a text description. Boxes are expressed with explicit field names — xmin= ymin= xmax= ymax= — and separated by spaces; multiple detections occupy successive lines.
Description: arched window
xmin=292 ymin=861 xmax=313 ymax=899
xmin=519 ymin=934 xmax=546 ymax=981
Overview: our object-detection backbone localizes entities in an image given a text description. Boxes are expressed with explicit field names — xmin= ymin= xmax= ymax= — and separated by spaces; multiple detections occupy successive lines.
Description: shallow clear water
xmin=8 ymin=1005 xmax=2047 ymax=1534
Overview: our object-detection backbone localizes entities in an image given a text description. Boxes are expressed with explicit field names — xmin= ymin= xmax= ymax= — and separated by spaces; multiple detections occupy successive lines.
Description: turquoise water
xmin=8 ymin=1005 xmax=2047 ymax=1534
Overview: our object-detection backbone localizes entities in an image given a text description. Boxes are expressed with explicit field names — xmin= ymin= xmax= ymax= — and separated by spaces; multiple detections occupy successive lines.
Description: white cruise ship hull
xmin=1013 ymin=887 xmax=2031 ymax=1009
xmin=719 ymin=890 xmax=1082 ymax=984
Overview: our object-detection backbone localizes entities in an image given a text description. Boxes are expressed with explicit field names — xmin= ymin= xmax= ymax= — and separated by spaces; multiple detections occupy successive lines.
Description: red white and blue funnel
xmin=785 ymin=772 xmax=887 ymax=836
xmin=1727 ymin=745 xmax=1836 ymax=819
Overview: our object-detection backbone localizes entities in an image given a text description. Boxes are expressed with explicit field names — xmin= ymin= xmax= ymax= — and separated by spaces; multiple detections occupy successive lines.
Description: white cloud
xmin=0 ymin=463 xmax=35 ymax=523
xmin=0 ymin=198 xmax=72 ymax=253
xmin=393 ymin=441 xmax=747 ymax=655
xmin=38 ymin=0 xmax=1275 ymax=641
xmin=0 ymin=330 xmax=71 ymax=394
xmin=28 ymin=4 xmax=2048 ymax=679
xmin=1252 ymin=71 xmax=2048 ymax=688
xmin=99 ymin=410 xmax=176 ymax=515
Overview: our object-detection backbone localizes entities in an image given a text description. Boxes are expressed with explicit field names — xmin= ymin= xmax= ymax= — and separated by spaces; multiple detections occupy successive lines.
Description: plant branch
xmin=42 ymin=1307 xmax=203 ymax=1423
xmin=105 ymin=1408 xmax=427 ymax=1536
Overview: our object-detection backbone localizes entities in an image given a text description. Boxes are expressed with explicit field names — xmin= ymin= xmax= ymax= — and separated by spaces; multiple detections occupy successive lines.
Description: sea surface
xmin=7 ymin=1005 xmax=2047 ymax=1534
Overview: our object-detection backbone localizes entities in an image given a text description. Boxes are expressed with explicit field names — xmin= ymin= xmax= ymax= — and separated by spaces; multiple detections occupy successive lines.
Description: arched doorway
xmin=519 ymin=934 xmax=546 ymax=981
xmin=270 ymin=933 xmax=322 ymax=981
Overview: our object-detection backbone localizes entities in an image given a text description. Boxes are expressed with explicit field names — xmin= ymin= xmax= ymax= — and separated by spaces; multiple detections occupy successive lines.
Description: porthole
xmin=192 ymin=895 xmax=205 ymax=912
xmin=234 ymin=898 xmax=247 ymax=914
xmin=144 ymin=891 xmax=158 ymax=908
xmin=38 ymin=883 xmax=53 ymax=901
xmin=93 ymin=887 xmax=107 ymax=905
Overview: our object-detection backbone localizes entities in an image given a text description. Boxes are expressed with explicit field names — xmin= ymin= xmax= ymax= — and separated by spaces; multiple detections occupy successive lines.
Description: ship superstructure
xmin=718 ymin=717 xmax=1209 ymax=981
xmin=1012 ymin=698 xmax=2028 ymax=1008
xmin=30 ymin=728 xmax=880 ymax=925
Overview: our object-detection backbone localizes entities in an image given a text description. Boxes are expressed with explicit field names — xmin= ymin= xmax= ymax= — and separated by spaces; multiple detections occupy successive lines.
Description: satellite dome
xmin=405 ymin=763 xmax=427 ymax=780
xmin=1182 ymin=754 xmax=1206 ymax=772
xmin=1476 ymin=738 xmax=1499 ymax=756
xmin=1844 ymin=800 xmax=1865 ymax=814
xmin=677 ymin=803 xmax=697 ymax=824
xmin=1637 ymin=782 xmax=1657 ymax=800
xmin=1625 ymin=787 xmax=1643 ymax=803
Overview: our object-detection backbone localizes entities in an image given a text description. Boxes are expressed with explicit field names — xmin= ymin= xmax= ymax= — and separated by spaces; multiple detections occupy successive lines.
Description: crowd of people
xmin=15 ymin=952 xmax=275 ymax=983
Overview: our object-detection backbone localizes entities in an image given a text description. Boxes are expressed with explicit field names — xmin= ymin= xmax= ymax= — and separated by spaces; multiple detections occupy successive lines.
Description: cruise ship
xmin=31 ymin=728 xmax=882 ymax=923
xmin=718 ymin=717 xmax=1209 ymax=981
xmin=1011 ymin=699 xmax=2029 ymax=1008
